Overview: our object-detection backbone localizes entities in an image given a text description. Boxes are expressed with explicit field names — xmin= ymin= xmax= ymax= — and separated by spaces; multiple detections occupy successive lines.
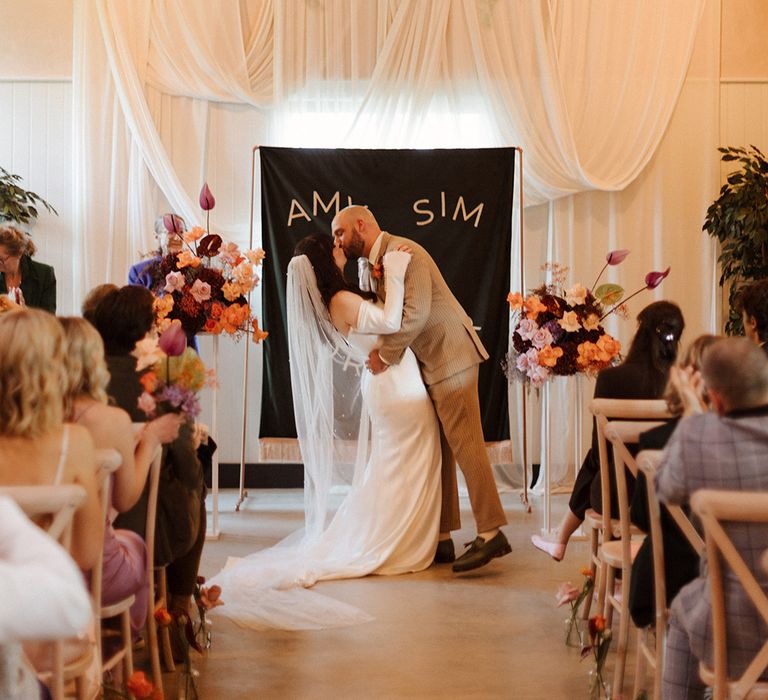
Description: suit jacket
xmin=0 ymin=255 xmax=56 ymax=313
xmin=656 ymin=404 xmax=768 ymax=676
xmin=373 ymin=231 xmax=488 ymax=386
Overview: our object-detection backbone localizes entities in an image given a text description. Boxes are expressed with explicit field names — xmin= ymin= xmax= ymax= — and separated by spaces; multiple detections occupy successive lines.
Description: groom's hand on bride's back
xmin=366 ymin=349 xmax=389 ymax=375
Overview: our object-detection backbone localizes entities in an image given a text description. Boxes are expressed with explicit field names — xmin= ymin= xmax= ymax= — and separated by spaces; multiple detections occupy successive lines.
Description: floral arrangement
xmin=153 ymin=578 xmax=222 ymax=700
xmin=132 ymin=323 xmax=215 ymax=419
xmin=556 ymin=567 xmax=595 ymax=647
xmin=504 ymin=251 xmax=671 ymax=387
xmin=152 ymin=182 xmax=268 ymax=343
xmin=103 ymin=670 xmax=162 ymax=699
xmin=582 ymin=614 xmax=612 ymax=699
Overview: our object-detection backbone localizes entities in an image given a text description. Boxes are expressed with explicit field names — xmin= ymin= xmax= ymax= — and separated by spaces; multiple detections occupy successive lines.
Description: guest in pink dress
xmin=60 ymin=317 xmax=181 ymax=632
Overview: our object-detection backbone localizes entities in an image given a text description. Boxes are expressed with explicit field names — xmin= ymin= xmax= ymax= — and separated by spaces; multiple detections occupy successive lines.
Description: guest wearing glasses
xmin=0 ymin=226 xmax=56 ymax=313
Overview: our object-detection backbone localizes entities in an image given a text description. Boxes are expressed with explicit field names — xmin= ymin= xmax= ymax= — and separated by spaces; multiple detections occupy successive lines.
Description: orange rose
xmin=203 ymin=318 xmax=222 ymax=335
xmin=210 ymin=301 xmax=224 ymax=320
xmin=506 ymin=292 xmax=523 ymax=310
xmin=589 ymin=615 xmax=607 ymax=635
xmin=139 ymin=371 xmax=158 ymax=393
xmin=580 ymin=566 xmax=593 ymax=578
xmin=251 ymin=319 xmax=268 ymax=344
xmin=153 ymin=608 xmax=172 ymax=627
xmin=176 ymin=250 xmax=201 ymax=269
xmin=222 ymin=281 xmax=242 ymax=302
xmin=524 ymin=295 xmax=547 ymax=320
xmin=577 ymin=341 xmax=599 ymax=368
xmin=127 ymin=670 xmax=155 ymax=698
xmin=221 ymin=304 xmax=244 ymax=333
xmin=597 ymin=334 xmax=621 ymax=360
xmin=537 ymin=345 xmax=563 ymax=368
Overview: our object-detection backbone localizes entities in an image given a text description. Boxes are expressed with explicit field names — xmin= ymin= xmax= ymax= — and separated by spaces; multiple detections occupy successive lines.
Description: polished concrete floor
xmin=161 ymin=489 xmax=632 ymax=699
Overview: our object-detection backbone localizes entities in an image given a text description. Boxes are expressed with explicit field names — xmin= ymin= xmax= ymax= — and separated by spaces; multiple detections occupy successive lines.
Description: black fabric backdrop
xmin=259 ymin=147 xmax=514 ymax=442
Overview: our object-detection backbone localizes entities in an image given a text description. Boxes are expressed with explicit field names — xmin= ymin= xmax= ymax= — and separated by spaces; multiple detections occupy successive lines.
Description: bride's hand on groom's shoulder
xmin=383 ymin=249 xmax=412 ymax=276
xmin=393 ymin=243 xmax=412 ymax=254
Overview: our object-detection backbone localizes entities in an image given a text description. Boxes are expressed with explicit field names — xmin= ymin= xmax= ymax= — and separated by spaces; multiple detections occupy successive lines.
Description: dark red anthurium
xmin=645 ymin=267 xmax=671 ymax=290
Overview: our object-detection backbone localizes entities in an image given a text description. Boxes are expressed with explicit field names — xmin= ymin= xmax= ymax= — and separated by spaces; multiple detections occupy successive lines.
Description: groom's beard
xmin=342 ymin=228 xmax=365 ymax=259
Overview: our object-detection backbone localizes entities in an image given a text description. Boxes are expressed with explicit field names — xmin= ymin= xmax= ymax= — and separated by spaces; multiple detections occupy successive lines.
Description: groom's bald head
xmin=332 ymin=205 xmax=381 ymax=259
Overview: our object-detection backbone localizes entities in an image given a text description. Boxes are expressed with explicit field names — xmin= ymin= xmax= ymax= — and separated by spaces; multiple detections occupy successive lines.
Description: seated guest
xmin=91 ymin=285 xmax=206 ymax=615
xmin=0 ymin=226 xmax=56 ymax=313
xmin=0 ymin=309 xmax=102 ymax=571
xmin=60 ymin=317 xmax=182 ymax=633
xmin=739 ymin=279 xmax=768 ymax=355
xmin=82 ymin=283 xmax=118 ymax=324
xmin=628 ymin=333 xmax=719 ymax=628
xmin=0 ymin=496 xmax=93 ymax=700
xmin=532 ymin=301 xmax=685 ymax=561
xmin=128 ymin=214 xmax=185 ymax=292
xmin=657 ymin=337 xmax=768 ymax=699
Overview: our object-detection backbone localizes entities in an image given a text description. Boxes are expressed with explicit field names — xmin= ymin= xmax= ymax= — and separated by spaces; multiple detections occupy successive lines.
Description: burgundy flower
xmin=606 ymin=249 xmax=630 ymax=265
xmin=199 ymin=183 xmax=216 ymax=211
xmin=158 ymin=323 xmax=187 ymax=356
xmin=645 ymin=267 xmax=671 ymax=289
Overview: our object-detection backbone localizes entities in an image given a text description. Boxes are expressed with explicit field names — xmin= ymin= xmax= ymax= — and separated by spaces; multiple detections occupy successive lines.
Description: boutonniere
xmin=372 ymin=261 xmax=384 ymax=280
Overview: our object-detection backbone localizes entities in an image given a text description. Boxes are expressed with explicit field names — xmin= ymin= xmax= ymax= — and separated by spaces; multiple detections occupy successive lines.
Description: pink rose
xmin=190 ymin=279 xmax=212 ymax=303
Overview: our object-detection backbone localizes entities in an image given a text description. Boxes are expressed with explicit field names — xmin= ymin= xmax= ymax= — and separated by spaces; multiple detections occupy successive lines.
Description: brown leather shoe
xmin=452 ymin=531 xmax=511 ymax=573
xmin=433 ymin=538 xmax=455 ymax=564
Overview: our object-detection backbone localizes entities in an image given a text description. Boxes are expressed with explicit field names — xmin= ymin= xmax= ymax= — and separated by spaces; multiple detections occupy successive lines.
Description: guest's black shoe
xmin=452 ymin=531 xmax=511 ymax=573
xmin=433 ymin=539 xmax=455 ymax=564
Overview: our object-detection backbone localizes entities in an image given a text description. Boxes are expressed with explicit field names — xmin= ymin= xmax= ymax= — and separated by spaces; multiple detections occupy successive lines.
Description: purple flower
xmin=163 ymin=213 xmax=184 ymax=234
xmin=543 ymin=319 xmax=565 ymax=343
xmin=606 ymin=249 xmax=630 ymax=265
xmin=199 ymin=183 xmax=216 ymax=211
xmin=158 ymin=384 xmax=186 ymax=408
xmin=645 ymin=267 xmax=671 ymax=290
xmin=159 ymin=324 xmax=187 ymax=356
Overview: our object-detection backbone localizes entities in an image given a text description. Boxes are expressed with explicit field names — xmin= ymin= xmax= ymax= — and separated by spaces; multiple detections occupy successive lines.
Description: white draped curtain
xmin=72 ymin=0 xmax=720 ymax=478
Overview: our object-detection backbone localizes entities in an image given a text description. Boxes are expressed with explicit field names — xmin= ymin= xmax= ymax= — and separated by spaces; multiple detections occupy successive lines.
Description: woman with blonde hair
xmin=0 ymin=226 xmax=56 ymax=312
xmin=0 ymin=309 xmax=102 ymax=698
xmin=0 ymin=309 xmax=101 ymax=569
xmin=59 ymin=317 xmax=181 ymax=632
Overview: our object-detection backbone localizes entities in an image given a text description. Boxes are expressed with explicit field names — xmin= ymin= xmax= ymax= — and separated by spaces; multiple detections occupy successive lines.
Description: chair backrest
xmin=0 ymin=484 xmax=88 ymax=700
xmin=144 ymin=446 xmax=163 ymax=580
xmin=691 ymin=489 xmax=768 ymax=700
xmin=90 ymin=448 xmax=122 ymax=667
xmin=589 ymin=398 xmax=671 ymax=538
xmin=0 ymin=484 xmax=87 ymax=548
xmin=604 ymin=420 xmax=666 ymax=567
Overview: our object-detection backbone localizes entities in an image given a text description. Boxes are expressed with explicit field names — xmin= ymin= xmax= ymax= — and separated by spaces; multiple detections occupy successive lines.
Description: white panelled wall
xmin=0 ymin=81 xmax=75 ymax=312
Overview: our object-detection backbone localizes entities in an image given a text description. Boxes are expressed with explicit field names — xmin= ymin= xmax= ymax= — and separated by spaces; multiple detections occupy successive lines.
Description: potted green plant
xmin=0 ymin=166 xmax=58 ymax=226
xmin=703 ymin=145 xmax=768 ymax=335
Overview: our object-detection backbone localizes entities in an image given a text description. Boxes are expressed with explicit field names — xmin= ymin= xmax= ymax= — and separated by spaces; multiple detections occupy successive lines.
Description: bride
xmin=210 ymin=233 xmax=441 ymax=630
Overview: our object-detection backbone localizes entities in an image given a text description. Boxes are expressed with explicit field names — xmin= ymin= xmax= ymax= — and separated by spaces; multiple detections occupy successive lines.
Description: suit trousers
xmin=427 ymin=365 xmax=507 ymax=533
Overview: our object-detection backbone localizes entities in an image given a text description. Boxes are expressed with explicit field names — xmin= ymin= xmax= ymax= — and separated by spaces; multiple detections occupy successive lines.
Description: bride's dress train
xmin=209 ymin=255 xmax=441 ymax=631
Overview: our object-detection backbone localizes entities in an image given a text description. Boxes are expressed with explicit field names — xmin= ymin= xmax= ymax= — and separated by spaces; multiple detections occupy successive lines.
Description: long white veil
xmin=209 ymin=255 xmax=373 ymax=630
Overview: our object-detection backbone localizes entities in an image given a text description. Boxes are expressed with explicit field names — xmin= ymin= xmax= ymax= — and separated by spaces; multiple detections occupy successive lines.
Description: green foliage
xmin=0 ymin=166 xmax=58 ymax=225
xmin=703 ymin=146 xmax=768 ymax=335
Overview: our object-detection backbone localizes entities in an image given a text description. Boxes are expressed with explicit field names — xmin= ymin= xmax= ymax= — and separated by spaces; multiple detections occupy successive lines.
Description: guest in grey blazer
xmin=332 ymin=205 xmax=509 ymax=574
xmin=656 ymin=337 xmax=768 ymax=699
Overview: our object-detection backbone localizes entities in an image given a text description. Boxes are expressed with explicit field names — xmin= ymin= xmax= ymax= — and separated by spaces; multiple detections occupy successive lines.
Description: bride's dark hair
xmin=293 ymin=234 xmax=376 ymax=307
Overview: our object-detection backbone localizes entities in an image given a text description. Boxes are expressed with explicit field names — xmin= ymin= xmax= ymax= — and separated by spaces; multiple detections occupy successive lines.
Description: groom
xmin=332 ymin=205 xmax=510 ymax=573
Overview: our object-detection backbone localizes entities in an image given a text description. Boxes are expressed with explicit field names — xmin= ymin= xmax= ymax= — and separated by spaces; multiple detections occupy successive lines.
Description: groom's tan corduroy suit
xmin=370 ymin=231 xmax=507 ymax=533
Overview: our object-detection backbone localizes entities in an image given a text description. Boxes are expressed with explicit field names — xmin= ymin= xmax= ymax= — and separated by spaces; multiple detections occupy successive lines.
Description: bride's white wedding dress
xmin=209 ymin=251 xmax=441 ymax=630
